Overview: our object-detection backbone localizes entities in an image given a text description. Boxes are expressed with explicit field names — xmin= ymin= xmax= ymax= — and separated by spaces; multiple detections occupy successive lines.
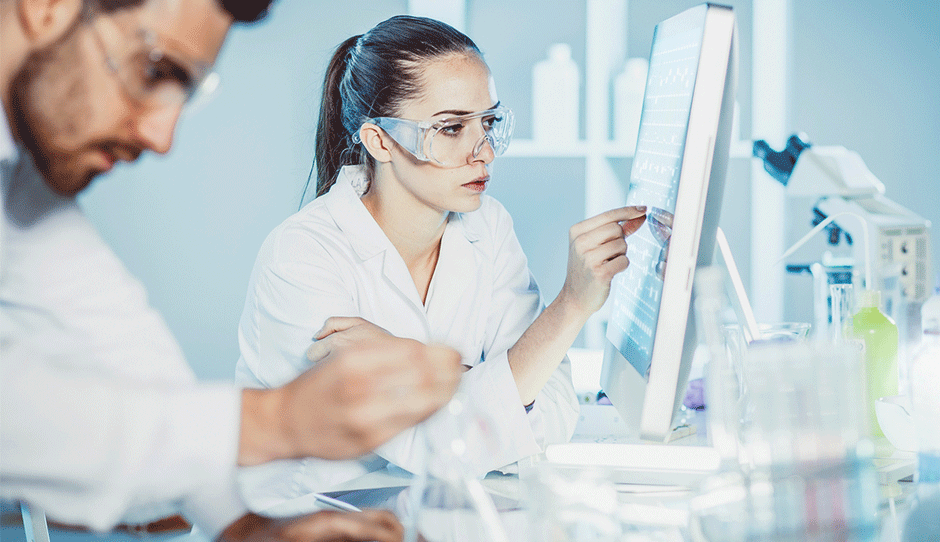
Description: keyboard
xmin=543 ymin=442 xmax=721 ymax=487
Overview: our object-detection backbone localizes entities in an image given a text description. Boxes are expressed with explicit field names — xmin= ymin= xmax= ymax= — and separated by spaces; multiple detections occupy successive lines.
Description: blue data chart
xmin=606 ymin=23 xmax=704 ymax=380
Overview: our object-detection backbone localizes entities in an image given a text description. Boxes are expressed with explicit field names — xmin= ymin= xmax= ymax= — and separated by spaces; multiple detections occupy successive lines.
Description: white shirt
xmin=0 ymin=110 xmax=247 ymax=535
xmin=236 ymin=166 xmax=579 ymax=510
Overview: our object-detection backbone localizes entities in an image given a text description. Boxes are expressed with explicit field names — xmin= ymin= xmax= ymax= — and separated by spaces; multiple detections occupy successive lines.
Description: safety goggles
xmin=355 ymin=106 xmax=515 ymax=167
xmin=91 ymin=18 xmax=218 ymax=110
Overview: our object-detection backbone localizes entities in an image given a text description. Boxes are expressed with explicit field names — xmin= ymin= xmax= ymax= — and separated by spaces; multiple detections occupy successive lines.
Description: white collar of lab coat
xmin=328 ymin=166 xmax=482 ymax=264
xmin=328 ymin=166 xmax=482 ymax=310
xmin=0 ymin=101 xmax=18 ymax=165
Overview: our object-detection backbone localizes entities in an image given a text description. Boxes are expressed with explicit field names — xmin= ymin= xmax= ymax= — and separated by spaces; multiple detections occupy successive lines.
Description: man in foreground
xmin=0 ymin=0 xmax=463 ymax=539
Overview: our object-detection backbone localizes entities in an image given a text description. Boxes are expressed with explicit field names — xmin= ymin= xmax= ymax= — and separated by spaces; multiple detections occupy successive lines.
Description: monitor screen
xmin=601 ymin=3 xmax=737 ymax=442
xmin=606 ymin=19 xmax=705 ymax=379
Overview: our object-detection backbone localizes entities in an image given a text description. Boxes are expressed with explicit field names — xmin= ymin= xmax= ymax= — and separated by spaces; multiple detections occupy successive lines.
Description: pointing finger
xmin=571 ymin=206 xmax=647 ymax=238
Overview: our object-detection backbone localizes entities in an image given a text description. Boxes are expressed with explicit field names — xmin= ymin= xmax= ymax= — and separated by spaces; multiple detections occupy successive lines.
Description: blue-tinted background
xmin=75 ymin=0 xmax=939 ymax=383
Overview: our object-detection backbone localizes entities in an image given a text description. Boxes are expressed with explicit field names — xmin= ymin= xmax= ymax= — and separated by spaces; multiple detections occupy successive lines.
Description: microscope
xmin=753 ymin=134 xmax=933 ymax=338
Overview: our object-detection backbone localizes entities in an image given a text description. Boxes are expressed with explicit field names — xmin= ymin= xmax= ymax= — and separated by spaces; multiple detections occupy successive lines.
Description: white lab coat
xmin=236 ymin=166 xmax=579 ymax=510
xmin=0 ymin=111 xmax=246 ymax=535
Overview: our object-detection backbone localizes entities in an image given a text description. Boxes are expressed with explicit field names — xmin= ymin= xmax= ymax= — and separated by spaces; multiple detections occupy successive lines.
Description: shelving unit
xmin=505 ymin=139 xmax=755 ymax=160
xmin=505 ymin=139 xmax=635 ymax=159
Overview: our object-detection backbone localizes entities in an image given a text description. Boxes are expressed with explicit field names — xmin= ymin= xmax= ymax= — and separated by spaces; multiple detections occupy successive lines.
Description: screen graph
xmin=606 ymin=23 xmax=705 ymax=380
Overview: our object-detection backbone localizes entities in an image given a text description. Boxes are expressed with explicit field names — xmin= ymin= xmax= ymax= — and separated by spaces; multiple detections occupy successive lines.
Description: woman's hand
xmin=306 ymin=316 xmax=395 ymax=363
xmin=559 ymin=206 xmax=647 ymax=318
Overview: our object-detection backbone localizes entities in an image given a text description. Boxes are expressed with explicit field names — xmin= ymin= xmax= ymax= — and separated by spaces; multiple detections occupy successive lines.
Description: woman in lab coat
xmin=235 ymin=15 xmax=647 ymax=509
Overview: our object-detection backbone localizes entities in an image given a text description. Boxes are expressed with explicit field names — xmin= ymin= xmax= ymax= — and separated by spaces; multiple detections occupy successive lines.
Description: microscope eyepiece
xmin=753 ymin=133 xmax=812 ymax=186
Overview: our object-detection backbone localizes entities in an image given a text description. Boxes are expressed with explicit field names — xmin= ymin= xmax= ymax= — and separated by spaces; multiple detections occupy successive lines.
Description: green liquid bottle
xmin=851 ymin=289 xmax=898 ymax=440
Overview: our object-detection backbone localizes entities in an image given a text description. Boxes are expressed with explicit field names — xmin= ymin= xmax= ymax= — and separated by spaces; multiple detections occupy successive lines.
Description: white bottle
xmin=613 ymin=57 xmax=648 ymax=152
xmin=532 ymin=43 xmax=579 ymax=143
xmin=922 ymin=285 xmax=940 ymax=335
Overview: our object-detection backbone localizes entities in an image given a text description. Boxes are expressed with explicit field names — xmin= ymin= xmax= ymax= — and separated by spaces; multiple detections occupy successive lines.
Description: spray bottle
xmin=851 ymin=289 xmax=899 ymax=441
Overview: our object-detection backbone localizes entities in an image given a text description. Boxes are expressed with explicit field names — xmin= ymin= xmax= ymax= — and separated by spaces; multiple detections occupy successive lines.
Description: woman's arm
xmin=508 ymin=206 xmax=647 ymax=404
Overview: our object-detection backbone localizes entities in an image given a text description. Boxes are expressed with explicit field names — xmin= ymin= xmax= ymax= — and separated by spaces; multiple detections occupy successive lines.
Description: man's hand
xmin=218 ymin=511 xmax=403 ymax=542
xmin=239 ymin=338 xmax=462 ymax=464
xmin=306 ymin=317 xmax=394 ymax=364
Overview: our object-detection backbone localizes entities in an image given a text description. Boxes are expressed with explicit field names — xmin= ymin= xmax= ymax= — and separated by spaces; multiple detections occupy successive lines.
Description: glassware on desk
xmin=694 ymin=269 xmax=878 ymax=541
xmin=413 ymin=479 xmax=510 ymax=542
xmin=523 ymin=462 xmax=689 ymax=542
xmin=694 ymin=341 xmax=881 ymax=542
xmin=405 ymin=393 xmax=511 ymax=542
xmin=721 ymin=322 xmax=811 ymax=434
xmin=524 ymin=464 xmax=621 ymax=542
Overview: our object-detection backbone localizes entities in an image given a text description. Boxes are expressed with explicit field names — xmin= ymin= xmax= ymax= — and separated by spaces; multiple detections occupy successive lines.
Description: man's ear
xmin=358 ymin=124 xmax=393 ymax=164
xmin=17 ymin=0 xmax=83 ymax=50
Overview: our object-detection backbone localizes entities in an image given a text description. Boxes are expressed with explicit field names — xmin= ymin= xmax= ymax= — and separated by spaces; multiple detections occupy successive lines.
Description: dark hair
xmin=305 ymin=15 xmax=481 ymax=202
xmin=90 ymin=0 xmax=274 ymax=23
xmin=217 ymin=0 xmax=274 ymax=23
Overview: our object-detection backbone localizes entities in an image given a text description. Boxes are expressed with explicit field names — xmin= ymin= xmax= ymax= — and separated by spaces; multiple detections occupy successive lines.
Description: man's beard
xmin=10 ymin=46 xmax=94 ymax=195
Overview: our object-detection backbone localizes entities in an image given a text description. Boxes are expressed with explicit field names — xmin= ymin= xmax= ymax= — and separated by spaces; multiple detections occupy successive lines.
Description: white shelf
xmin=504 ymin=139 xmax=755 ymax=159
xmin=504 ymin=139 xmax=633 ymax=158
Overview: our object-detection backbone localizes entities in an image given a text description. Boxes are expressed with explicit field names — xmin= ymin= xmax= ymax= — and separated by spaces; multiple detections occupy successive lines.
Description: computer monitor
xmin=601 ymin=3 xmax=738 ymax=443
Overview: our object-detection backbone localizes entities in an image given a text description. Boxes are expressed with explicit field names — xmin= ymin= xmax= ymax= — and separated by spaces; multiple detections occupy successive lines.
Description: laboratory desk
xmin=0 ymin=405 xmax=919 ymax=541
xmin=261 ymin=404 xmax=921 ymax=542
xmin=261 ymin=459 xmax=919 ymax=542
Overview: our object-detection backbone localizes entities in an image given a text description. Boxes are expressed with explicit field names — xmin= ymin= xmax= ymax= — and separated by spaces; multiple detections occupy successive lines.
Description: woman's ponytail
xmin=312 ymin=35 xmax=361 ymax=198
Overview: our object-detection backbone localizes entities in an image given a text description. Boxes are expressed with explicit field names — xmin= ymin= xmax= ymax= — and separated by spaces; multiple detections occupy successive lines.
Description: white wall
xmin=79 ymin=0 xmax=754 ymax=380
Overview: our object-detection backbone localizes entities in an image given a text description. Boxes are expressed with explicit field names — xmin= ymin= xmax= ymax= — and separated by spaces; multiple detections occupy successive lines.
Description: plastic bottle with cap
xmin=851 ymin=289 xmax=898 ymax=440
xmin=613 ymin=57 xmax=648 ymax=152
xmin=922 ymin=282 xmax=940 ymax=335
xmin=532 ymin=43 xmax=579 ymax=143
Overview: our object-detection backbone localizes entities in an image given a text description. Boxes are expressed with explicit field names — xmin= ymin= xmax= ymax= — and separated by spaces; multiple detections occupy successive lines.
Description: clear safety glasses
xmin=90 ymin=18 xmax=218 ymax=110
xmin=355 ymin=106 xmax=515 ymax=167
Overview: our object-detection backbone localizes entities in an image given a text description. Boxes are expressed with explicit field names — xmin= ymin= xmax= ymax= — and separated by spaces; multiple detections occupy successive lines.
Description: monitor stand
xmin=714 ymin=227 xmax=761 ymax=342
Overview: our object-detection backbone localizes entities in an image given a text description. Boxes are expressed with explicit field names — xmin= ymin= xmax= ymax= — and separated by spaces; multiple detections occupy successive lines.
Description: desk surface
xmin=264 ymin=467 xmax=917 ymax=542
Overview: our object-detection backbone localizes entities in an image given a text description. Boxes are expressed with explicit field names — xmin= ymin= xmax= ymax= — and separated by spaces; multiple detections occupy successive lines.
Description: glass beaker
xmin=524 ymin=463 xmax=622 ymax=542
xmin=723 ymin=322 xmax=812 ymax=435
xmin=405 ymin=394 xmax=511 ymax=542
xmin=755 ymin=322 xmax=812 ymax=342
xmin=412 ymin=477 xmax=509 ymax=542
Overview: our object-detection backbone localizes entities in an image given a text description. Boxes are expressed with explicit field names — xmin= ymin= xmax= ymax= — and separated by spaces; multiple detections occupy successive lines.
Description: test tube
xmin=830 ymin=283 xmax=855 ymax=345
